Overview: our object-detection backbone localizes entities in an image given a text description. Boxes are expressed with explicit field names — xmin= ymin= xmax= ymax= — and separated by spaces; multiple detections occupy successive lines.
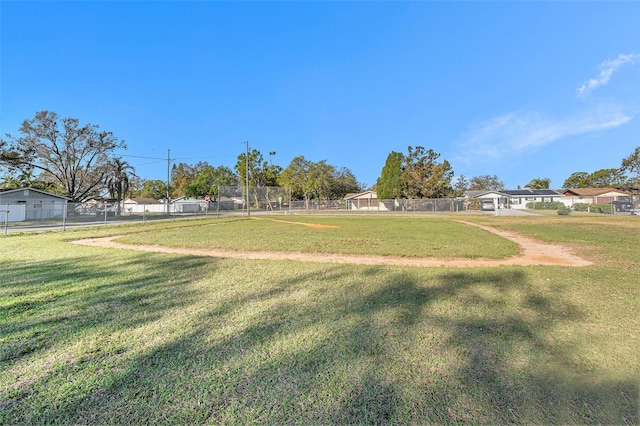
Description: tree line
xmin=0 ymin=111 xmax=362 ymax=203
xmin=2 ymin=111 xmax=640 ymax=203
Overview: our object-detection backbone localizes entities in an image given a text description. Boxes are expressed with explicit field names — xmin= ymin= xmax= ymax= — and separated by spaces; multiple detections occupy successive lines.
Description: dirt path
xmin=70 ymin=221 xmax=592 ymax=268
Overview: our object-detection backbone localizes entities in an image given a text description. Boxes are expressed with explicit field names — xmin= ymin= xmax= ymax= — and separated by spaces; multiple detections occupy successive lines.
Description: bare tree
xmin=0 ymin=111 xmax=125 ymax=201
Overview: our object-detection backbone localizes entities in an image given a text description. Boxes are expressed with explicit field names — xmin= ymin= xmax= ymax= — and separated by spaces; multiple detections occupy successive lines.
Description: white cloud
xmin=577 ymin=53 xmax=639 ymax=98
xmin=455 ymin=108 xmax=631 ymax=165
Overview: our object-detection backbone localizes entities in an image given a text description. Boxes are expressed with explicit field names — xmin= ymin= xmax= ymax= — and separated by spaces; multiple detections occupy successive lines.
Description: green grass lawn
xmin=1 ymin=215 xmax=638 ymax=424
xmin=115 ymin=216 xmax=519 ymax=259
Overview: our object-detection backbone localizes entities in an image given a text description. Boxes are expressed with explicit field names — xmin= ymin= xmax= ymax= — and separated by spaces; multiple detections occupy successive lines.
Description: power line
xmin=116 ymin=153 xmax=238 ymax=162
xmin=115 ymin=154 xmax=167 ymax=161
xmin=131 ymin=160 xmax=166 ymax=168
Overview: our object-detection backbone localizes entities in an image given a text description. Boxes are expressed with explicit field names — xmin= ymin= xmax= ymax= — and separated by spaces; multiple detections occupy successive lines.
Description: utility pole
xmin=167 ymin=149 xmax=171 ymax=215
xmin=245 ymin=141 xmax=250 ymax=216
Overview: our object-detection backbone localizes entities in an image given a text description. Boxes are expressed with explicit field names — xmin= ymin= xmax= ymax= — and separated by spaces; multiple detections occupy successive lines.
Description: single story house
xmin=0 ymin=188 xmax=69 ymax=222
xmin=501 ymin=189 xmax=563 ymax=209
xmin=344 ymin=190 xmax=386 ymax=211
xmin=561 ymin=188 xmax=634 ymax=207
xmin=465 ymin=189 xmax=563 ymax=210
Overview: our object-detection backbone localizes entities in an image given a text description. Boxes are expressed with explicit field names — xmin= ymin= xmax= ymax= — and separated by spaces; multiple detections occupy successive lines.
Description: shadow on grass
xmin=1 ymin=260 xmax=637 ymax=424
xmin=1 ymin=254 xmax=211 ymax=364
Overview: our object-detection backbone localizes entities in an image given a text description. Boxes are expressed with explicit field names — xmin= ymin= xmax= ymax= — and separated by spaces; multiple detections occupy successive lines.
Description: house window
xmin=33 ymin=200 xmax=42 ymax=209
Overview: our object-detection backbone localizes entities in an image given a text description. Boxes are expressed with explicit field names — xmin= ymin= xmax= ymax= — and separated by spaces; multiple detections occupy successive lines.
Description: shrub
xmin=572 ymin=203 xmax=590 ymax=212
xmin=594 ymin=203 xmax=613 ymax=214
xmin=571 ymin=203 xmax=614 ymax=214
xmin=468 ymin=199 xmax=481 ymax=210
xmin=557 ymin=206 xmax=572 ymax=216
xmin=526 ymin=201 xmax=564 ymax=210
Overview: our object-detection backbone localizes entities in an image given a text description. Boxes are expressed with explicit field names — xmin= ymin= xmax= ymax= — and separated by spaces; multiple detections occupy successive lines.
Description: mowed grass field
xmin=1 ymin=215 xmax=638 ymax=424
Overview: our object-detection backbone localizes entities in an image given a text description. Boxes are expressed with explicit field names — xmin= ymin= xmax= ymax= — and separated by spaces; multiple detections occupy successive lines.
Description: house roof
xmin=466 ymin=189 xmax=562 ymax=198
xmin=173 ymin=197 xmax=202 ymax=203
xmin=0 ymin=187 xmax=70 ymax=200
xmin=344 ymin=190 xmax=377 ymax=200
xmin=463 ymin=190 xmax=488 ymax=197
xmin=472 ymin=190 xmax=505 ymax=197
xmin=123 ymin=197 xmax=160 ymax=204
xmin=502 ymin=189 xmax=562 ymax=196
xmin=562 ymin=187 xmax=629 ymax=196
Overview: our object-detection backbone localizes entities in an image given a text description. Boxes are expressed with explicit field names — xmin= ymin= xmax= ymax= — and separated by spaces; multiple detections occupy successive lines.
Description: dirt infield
xmin=71 ymin=220 xmax=592 ymax=268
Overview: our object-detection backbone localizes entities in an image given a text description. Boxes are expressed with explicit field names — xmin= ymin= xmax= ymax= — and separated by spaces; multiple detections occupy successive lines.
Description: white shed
xmin=0 ymin=188 xmax=69 ymax=222
xmin=344 ymin=191 xmax=385 ymax=211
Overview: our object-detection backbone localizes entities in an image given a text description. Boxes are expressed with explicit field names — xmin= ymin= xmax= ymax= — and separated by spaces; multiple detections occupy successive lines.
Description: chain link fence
xmin=217 ymin=186 xmax=291 ymax=212
xmin=3 ymin=190 xmax=639 ymax=235
xmin=0 ymin=199 xmax=219 ymax=235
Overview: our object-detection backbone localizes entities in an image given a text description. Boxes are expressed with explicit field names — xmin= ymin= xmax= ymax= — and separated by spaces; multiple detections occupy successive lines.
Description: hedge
xmin=525 ymin=201 xmax=565 ymax=210
xmin=571 ymin=203 xmax=613 ymax=214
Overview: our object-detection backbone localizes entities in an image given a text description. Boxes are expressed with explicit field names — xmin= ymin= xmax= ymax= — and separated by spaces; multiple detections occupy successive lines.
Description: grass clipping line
xmin=70 ymin=220 xmax=592 ymax=267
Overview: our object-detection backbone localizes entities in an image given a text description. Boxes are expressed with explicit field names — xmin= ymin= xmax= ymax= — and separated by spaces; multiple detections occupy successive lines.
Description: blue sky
xmin=2 ymin=1 xmax=639 ymax=189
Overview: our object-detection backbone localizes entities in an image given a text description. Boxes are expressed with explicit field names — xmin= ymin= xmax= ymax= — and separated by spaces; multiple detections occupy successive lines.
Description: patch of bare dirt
xmin=70 ymin=221 xmax=592 ymax=268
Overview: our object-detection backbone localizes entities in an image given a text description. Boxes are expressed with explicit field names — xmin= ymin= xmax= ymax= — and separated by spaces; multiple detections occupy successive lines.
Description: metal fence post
xmin=3 ymin=204 xmax=8 ymax=236
xmin=62 ymin=202 xmax=67 ymax=232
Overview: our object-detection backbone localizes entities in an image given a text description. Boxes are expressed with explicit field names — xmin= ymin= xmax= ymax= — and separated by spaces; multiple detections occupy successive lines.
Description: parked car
xmin=612 ymin=200 xmax=633 ymax=213
xmin=481 ymin=200 xmax=495 ymax=211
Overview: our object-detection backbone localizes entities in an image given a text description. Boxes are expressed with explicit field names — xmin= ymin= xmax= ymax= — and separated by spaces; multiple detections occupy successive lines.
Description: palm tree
xmin=525 ymin=177 xmax=551 ymax=189
xmin=105 ymin=157 xmax=135 ymax=217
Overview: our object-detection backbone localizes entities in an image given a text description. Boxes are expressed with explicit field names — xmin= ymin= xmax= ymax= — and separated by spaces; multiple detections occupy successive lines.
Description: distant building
xmin=344 ymin=191 xmax=383 ymax=211
xmin=561 ymin=187 xmax=634 ymax=207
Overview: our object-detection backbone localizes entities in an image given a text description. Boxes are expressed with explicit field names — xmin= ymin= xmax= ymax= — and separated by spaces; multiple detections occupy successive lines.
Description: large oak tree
xmin=468 ymin=175 xmax=504 ymax=191
xmin=185 ymin=164 xmax=237 ymax=199
xmin=401 ymin=146 xmax=453 ymax=198
xmin=278 ymin=156 xmax=362 ymax=202
xmin=0 ymin=111 xmax=125 ymax=201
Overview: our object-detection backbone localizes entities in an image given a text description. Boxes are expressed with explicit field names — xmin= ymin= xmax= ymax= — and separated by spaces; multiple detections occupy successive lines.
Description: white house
xmin=466 ymin=189 xmax=563 ymax=210
xmin=0 ymin=188 xmax=69 ymax=222
xmin=501 ymin=189 xmax=564 ymax=209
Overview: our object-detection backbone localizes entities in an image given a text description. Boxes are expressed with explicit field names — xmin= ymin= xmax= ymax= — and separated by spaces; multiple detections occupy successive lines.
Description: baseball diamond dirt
xmin=71 ymin=220 xmax=592 ymax=268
